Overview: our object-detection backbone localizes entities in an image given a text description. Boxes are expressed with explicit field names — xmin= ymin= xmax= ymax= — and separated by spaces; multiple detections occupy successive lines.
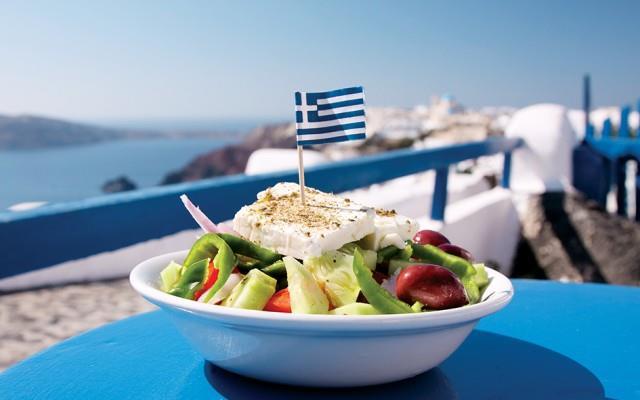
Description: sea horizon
xmin=84 ymin=116 xmax=287 ymax=133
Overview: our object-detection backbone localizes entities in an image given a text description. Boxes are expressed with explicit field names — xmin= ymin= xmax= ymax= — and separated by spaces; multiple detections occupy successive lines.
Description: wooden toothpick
xmin=297 ymin=145 xmax=306 ymax=206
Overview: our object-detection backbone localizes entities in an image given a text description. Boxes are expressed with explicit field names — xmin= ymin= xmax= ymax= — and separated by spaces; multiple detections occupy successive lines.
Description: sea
xmin=0 ymin=116 xmax=285 ymax=211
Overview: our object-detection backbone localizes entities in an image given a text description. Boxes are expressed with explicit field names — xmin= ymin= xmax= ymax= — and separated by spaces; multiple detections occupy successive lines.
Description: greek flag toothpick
xmin=293 ymin=86 xmax=367 ymax=205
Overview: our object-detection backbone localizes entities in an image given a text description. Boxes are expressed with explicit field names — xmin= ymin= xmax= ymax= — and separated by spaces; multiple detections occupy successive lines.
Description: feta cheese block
xmin=359 ymin=209 xmax=420 ymax=250
xmin=233 ymin=182 xmax=376 ymax=260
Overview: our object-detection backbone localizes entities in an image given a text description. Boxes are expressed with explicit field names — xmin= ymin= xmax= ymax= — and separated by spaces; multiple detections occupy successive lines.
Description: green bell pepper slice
xmin=235 ymin=258 xmax=286 ymax=279
xmin=376 ymin=245 xmax=400 ymax=264
xmin=179 ymin=233 xmax=237 ymax=303
xmin=219 ymin=233 xmax=282 ymax=264
xmin=167 ymin=258 xmax=209 ymax=299
xmin=353 ymin=248 xmax=413 ymax=314
xmin=410 ymin=244 xmax=476 ymax=278
xmin=236 ymin=256 xmax=263 ymax=274
xmin=260 ymin=260 xmax=286 ymax=278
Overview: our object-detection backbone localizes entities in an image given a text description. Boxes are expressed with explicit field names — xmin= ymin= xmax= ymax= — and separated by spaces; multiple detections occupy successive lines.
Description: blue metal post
xmin=431 ymin=167 xmax=449 ymax=221
xmin=583 ymin=75 xmax=591 ymax=139
xmin=602 ymin=119 xmax=612 ymax=138
xmin=586 ymin=122 xmax=594 ymax=139
xmin=501 ymin=152 xmax=512 ymax=188
xmin=619 ymin=106 xmax=631 ymax=138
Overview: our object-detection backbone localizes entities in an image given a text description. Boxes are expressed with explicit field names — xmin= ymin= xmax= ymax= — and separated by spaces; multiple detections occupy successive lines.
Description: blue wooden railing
xmin=580 ymin=75 xmax=640 ymax=219
xmin=0 ymin=138 xmax=523 ymax=279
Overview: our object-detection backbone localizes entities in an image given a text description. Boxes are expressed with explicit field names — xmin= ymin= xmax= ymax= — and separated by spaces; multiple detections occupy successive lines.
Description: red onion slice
xmin=180 ymin=194 xmax=236 ymax=234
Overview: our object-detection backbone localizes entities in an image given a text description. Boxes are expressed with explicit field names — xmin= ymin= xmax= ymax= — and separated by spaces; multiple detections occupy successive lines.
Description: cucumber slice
xmin=473 ymin=263 xmax=490 ymax=290
xmin=221 ymin=269 xmax=276 ymax=310
xmin=330 ymin=303 xmax=380 ymax=315
xmin=284 ymin=256 xmax=330 ymax=314
xmin=160 ymin=261 xmax=182 ymax=292
xmin=411 ymin=301 xmax=424 ymax=313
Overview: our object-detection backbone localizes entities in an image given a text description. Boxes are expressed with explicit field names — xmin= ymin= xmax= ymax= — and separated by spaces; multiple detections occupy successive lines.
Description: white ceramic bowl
xmin=130 ymin=250 xmax=513 ymax=387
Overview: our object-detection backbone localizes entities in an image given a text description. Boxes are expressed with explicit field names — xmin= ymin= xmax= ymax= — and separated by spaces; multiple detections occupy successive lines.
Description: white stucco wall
xmin=505 ymin=104 xmax=578 ymax=194
xmin=341 ymin=168 xmax=490 ymax=219
xmin=245 ymin=148 xmax=328 ymax=175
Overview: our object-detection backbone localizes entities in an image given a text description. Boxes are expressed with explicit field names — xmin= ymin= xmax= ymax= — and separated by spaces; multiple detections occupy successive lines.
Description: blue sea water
xmin=0 ymin=138 xmax=236 ymax=210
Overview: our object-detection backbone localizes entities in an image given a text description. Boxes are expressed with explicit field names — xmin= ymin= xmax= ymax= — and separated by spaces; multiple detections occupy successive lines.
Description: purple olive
xmin=413 ymin=230 xmax=450 ymax=247
xmin=396 ymin=265 xmax=468 ymax=310
xmin=438 ymin=244 xmax=474 ymax=262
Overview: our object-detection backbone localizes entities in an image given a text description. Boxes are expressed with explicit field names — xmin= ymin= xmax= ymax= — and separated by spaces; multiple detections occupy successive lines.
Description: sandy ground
xmin=0 ymin=279 xmax=155 ymax=371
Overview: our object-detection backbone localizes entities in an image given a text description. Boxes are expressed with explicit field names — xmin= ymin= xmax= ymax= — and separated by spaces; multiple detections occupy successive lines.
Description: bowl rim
xmin=130 ymin=250 xmax=514 ymax=331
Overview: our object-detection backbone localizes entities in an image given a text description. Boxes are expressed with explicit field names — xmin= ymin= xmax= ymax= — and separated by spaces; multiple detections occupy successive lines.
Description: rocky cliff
xmin=161 ymin=122 xmax=297 ymax=184
xmin=0 ymin=114 xmax=127 ymax=149
xmin=0 ymin=113 xmax=237 ymax=150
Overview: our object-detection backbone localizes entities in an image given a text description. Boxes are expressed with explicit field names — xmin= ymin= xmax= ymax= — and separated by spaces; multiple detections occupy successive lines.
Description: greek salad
xmin=159 ymin=183 xmax=489 ymax=315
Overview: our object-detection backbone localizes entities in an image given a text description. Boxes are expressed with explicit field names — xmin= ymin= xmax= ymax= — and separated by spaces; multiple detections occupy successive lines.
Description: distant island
xmin=0 ymin=114 xmax=239 ymax=150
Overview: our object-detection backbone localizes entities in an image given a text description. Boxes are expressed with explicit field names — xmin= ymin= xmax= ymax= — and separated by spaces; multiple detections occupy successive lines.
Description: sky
xmin=0 ymin=0 xmax=639 ymax=123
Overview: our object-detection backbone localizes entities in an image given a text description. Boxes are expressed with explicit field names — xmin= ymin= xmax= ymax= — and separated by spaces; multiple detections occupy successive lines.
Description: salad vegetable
xmin=264 ymin=288 xmax=292 ymax=313
xmin=396 ymin=264 xmax=468 ymax=310
xmin=330 ymin=303 xmax=380 ymax=315
xmin=218 ymin=233 xmax=282 ymax=265
xmin=167 ymin=258 xmax=209 ymax=299
xmin=221 ymin=269 xmax=276 ymax=310
xmin=260 ymin=260 xmax=286 ymax=278
xmin=353 ymin=248 xmax=414 ymax=314
xmin=160 ymin=261 xmax=182 ymax=291
xmin=284 ymin=256 xmax=330 ymax=314
xmin=159 ymin=190 xmax=492 ymax=315
xmin=183 ymin=233 xmax=237 ymax=303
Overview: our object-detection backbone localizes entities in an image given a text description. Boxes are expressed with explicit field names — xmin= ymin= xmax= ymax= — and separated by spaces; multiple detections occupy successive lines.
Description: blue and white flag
xmin=294 ymin=86 xmax=366 ymax=146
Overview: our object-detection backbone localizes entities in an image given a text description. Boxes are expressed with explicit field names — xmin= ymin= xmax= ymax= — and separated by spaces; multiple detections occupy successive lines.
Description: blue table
xmin=1 ymin=280 xmax=638 ymax=399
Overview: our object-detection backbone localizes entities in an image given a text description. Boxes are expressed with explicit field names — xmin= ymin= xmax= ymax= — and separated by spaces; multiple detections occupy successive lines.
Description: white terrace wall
xmin=505 ymin=104 xmax=578 ymax=194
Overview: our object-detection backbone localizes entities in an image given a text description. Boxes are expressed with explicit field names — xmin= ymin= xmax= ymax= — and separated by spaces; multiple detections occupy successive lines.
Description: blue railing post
xmin=619 ymin=106 xmax=631 ymax=138
xmin=586 ymin=122 xmax=594 ymax=139
xmin=602 ymin=119 xmax=613 ymax=138
xmin=431 ymin=168 xmax=448 ymax=221
xmin=501 ymin=152 xmax=512 ymax=188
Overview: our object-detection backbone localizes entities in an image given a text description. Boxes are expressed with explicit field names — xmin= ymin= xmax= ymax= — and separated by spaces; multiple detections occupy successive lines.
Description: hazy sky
xmin=1 ymin=0 xmax=639 ymax=121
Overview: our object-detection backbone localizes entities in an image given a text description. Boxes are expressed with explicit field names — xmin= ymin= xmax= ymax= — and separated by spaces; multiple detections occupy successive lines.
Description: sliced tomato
xmin=263 ymin=288 xmax=291 ymax=313
xmin=194 ymin=260 xmax=219 ymax=300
